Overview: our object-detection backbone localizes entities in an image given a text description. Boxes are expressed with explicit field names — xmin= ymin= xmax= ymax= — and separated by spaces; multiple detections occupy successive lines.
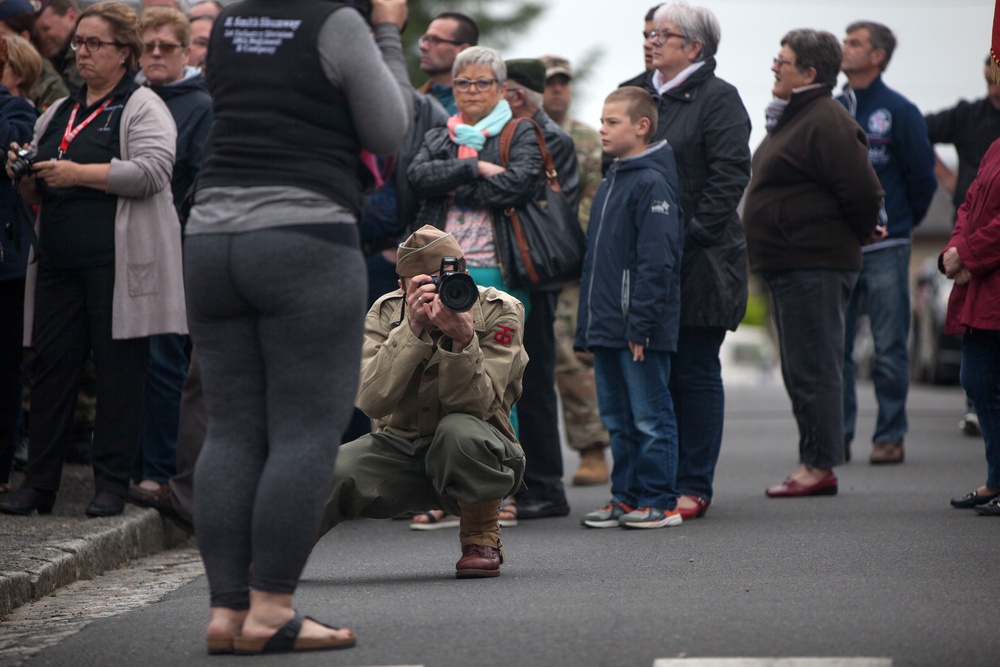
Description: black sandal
xmin=232 ymin=610 xmax=356 ymax=654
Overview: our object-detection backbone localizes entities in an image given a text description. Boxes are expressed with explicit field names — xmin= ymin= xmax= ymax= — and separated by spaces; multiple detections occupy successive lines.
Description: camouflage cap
xmin=396 ymin=225 xmax=464 ymax=278
xmin=540 ymin=55 xmax=573 ymax=81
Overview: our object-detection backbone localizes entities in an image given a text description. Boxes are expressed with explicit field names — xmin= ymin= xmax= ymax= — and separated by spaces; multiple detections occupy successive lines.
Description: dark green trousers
xmin=319 ymin=413 xmax=525 ymax=536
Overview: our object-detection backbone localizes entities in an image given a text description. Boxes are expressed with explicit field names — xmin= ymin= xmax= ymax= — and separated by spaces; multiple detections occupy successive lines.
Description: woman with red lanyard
xmin=0 ymin=2 xmax=185 ymax=518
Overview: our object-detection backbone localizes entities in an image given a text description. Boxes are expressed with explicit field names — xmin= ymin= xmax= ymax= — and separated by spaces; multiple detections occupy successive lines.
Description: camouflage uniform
xmin=28 ymin=60 xmax=70 ymax=114
xmin=51 ymin=50 xmax=84 ymax=96
xmin=553 ymin=116 xmax=608 ymax=453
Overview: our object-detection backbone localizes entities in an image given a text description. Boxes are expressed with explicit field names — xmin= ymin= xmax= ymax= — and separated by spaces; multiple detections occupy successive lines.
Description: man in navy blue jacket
xmin=838 ymin=20 xmax=937 ymax=465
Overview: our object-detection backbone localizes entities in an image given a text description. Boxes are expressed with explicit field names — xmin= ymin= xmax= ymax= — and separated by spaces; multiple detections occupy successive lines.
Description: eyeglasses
xmin=772 ymin=57 xmax=795 ymax=69
xmin=70 ymin=35 xmax=124 ymax=53
xmin=647 ymin=29 xmax=685 ymax=46
xmin=143 ymin=40 xmax=183 ymax=55
xmin=418 ymin=34 xmax=463 ymax=48
xmin=453 ymin=77 xmax=498 ymax=93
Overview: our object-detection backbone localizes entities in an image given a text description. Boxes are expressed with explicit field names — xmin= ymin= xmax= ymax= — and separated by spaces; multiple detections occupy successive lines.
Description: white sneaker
xmin=959 ymin=412 xmax=981 ymax=437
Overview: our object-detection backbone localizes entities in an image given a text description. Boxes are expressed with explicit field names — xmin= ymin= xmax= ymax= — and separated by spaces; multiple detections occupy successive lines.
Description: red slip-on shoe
xmin=677 ymin=495 xmax=710 ymax=520
xmin=765 ymin=472 xmax=838 ymax=498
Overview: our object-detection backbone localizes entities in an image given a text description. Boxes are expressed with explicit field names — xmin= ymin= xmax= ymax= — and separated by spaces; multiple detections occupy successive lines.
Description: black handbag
xmin=497 ymin=117 xmax=585 ymax=291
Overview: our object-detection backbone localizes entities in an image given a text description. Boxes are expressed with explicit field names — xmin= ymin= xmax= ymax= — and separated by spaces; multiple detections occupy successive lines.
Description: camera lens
xmin=437 ymin=273 xmax=477 ymax=312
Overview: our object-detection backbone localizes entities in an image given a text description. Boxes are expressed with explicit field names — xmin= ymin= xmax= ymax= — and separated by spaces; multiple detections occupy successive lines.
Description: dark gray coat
xmin=631 ymin=58 xmax=752 ymax=331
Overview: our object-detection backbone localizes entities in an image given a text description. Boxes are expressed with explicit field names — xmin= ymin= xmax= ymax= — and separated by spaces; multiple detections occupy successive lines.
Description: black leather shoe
xmin=86 ymin=491 xmax=125 ymax=518
xmin=975 ymin=497 xmax=1000 ymax=516
xmin=0 ymin=487 xmax=56 ymax=515
xmin=951 ymin=490 xmax=1000 ymax=509
xmin=515 ymin=496 xmax=570 ymax=520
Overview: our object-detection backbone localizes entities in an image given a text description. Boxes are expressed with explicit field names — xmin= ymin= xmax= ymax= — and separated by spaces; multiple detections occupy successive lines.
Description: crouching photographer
xmin=318 ymin=225 xmax=527 ymax=578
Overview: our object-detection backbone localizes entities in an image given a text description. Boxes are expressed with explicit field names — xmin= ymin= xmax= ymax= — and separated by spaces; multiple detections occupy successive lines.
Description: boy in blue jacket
xmin=575 ymin=87 xmax=684 ymax=529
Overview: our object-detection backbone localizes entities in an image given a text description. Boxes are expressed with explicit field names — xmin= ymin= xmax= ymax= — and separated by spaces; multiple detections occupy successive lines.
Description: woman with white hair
xmin=639 ymin=2 xmax=751 ymax=519
xmin=409 ymin=45 xmax=544 ymax=306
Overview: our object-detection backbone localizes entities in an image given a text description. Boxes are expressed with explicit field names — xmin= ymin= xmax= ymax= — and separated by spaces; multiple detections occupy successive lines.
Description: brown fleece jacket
xmin=744 ymin=85 xmax=883 ymax=273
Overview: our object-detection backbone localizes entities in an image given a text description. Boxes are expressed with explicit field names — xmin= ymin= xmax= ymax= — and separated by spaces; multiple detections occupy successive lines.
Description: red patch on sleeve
xmin=494 ymin=324 xmax=516 ymax=346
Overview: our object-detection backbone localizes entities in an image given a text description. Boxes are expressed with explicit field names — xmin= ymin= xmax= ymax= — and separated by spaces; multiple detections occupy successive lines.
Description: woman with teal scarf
xmin=407 ymin=45 xmax=544 ymax=529
xmin=408 ymin=45 xmax=544 ymax=312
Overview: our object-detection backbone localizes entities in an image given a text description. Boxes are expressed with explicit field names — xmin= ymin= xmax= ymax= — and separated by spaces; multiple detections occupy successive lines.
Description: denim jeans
xmin=843 ymin=244 xmax=911 ymax=446
xmin=960 ymin=330 xmax=1000 ymax=489
xmin=135 ymin=333 xmax=190 ymax=483
xmin=593 ymin=347 xmax=678 ymax=509
xmin=671 ymin=326 xmax=726 ymax=503
xmin=763 ymin=269 xmax=857 ymax=469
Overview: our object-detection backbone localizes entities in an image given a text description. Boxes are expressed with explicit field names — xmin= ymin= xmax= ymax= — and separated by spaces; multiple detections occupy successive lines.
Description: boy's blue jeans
xmin=593 ymin=347 xmax=679 ymax=510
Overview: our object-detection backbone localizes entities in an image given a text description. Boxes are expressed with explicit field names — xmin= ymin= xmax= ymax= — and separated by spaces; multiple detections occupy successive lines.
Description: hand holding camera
xmin=6 ymin=142 xmax=36 ymax=181
xmin=405 ymin=257 xmax=478 ymax=352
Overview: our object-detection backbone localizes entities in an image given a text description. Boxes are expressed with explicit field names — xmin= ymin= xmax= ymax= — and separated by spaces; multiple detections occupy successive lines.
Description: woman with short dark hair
xmin=744 ymin=28 xmax=883 ymax=497
xmin=1 ymin=1 xmax=185 ymax=518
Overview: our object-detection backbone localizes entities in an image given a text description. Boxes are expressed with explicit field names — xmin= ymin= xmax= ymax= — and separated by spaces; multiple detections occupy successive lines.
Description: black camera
xmin=10 ymin=148 xmax=37 ymax=178
xmin=425 ymin=256 xmax=477 ymax=313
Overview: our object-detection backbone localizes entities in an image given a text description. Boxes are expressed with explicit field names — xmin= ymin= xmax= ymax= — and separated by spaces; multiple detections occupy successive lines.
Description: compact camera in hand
xmin=10 ymin=148 xmax=37 ymax=178
xmin=424 ymin=256 xmax=478 ymax=313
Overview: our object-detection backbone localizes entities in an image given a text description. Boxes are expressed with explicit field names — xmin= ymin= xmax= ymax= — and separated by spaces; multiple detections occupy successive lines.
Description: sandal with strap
xmin=499 ymin=496 xmax=518 ymax=527
xmin=233 ymin=610 xmax=356 ymax=654
xmin=408 ymin=509 xmax=460 ymax=531
xmin=206 ymin=636 xmax=236 ymax=655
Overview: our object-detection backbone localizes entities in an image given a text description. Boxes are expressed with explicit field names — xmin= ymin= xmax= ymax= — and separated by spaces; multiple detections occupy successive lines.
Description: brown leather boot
xmin=870 ymin=441 xmax=904 ymax=464
xmin=572 ymin=445 xmax=609 ymax=486
xmin=456 ymin=500 xmax=503 ymax=578
xmin=456 ymin=543 xmax=504 ymax=578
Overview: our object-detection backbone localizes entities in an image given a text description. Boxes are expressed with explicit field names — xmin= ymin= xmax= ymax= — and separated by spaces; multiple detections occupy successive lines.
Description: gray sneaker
xmin=618 ymin=506 xmax=682 ymax=529
xmin=582 ymin=500 xmax=633 ymax=528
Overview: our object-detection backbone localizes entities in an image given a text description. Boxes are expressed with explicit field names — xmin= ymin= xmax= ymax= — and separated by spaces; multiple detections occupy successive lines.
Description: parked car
xmin=720 ymin=326 xmax=781 ymax=386
xmin=910 ymin=257 xmax=962 ymax=385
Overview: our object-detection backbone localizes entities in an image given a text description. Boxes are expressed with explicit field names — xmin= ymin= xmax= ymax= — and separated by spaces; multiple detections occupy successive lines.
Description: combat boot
xmin=456 ymin=500 xmax=503 ymax=578
xmin=572 ymin=445 xmax=609 ymax=486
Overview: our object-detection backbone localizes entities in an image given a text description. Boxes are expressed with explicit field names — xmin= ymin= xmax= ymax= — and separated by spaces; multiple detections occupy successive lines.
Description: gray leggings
xmin=184 ymin=226 xmax=365 ymax=609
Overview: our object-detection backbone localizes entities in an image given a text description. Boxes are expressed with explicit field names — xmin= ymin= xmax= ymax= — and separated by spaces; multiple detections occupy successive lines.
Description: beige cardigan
xmin=23 ymin=85 xmax=188 ymax=343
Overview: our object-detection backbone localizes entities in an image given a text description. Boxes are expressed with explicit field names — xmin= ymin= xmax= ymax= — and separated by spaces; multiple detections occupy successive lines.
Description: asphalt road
xmin=15 ymin=382 xmax=1000 ymax=667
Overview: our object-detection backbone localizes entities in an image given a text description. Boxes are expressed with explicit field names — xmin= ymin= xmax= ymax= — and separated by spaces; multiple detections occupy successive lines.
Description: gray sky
xmin=504 ymin=0 xmax=995 ymax=163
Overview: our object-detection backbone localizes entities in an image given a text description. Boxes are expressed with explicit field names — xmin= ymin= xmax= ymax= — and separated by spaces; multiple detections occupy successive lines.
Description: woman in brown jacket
xmin=743 ymin=28 xmax=882 ymax=498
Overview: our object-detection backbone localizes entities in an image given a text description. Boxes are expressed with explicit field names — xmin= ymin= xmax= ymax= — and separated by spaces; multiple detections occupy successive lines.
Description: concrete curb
xmin=0 ymin=508 xmax=190 ymax=617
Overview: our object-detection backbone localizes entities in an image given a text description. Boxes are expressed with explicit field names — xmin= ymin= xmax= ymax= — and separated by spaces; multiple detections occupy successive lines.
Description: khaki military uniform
xmin=553 ymin=117 xmax=608 ymax=452
xmin=320 ymin=286 xmax=528 ymax=544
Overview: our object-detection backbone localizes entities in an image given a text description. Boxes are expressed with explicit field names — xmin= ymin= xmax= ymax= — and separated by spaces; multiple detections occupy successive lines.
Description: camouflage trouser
xmin=554 ymin=282 xmax=608 ymax=452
